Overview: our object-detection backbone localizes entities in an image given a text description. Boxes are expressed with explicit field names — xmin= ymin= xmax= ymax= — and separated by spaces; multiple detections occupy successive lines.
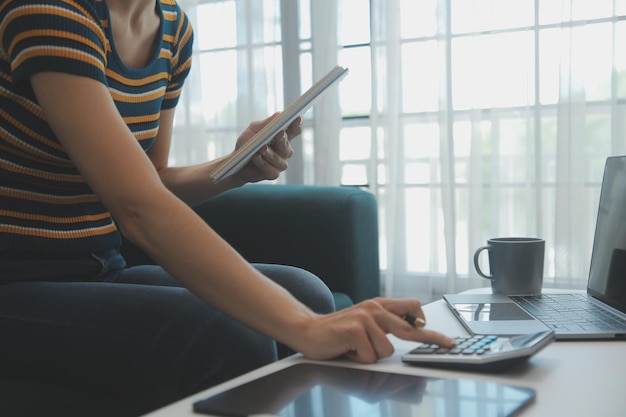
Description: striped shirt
xmin=0 ymin=0 xmax=193 ymax=258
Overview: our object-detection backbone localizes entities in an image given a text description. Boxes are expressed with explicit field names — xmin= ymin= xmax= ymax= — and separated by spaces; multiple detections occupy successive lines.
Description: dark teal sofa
xmin=123 ymin=183 xmax=381 ymax=309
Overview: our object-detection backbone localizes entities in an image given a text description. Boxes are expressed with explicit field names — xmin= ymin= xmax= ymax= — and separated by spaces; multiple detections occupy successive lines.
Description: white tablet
xmin=210 ymin=65 xmax=349 ymax=183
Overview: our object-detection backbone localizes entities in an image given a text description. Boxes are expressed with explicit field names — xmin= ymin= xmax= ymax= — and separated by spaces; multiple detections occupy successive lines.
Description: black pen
xmin=403 ymin=314 xmax=426 ymax=328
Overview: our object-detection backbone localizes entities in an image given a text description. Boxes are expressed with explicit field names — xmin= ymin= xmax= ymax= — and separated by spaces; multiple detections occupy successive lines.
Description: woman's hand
xmin=231 ymin=114 xmax=303 ymax=184
xmin=289 ymin=298 xmax=456 ymax=364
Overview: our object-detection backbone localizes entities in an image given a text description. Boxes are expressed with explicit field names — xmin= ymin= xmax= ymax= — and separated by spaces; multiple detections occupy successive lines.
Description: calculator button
xmin=410 ymin=334 xmax=503 ymax=357
xmin=412 ymin=348 xmax=436 ymax=353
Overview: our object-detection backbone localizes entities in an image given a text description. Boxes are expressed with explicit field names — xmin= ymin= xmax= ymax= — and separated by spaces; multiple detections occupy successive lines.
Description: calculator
xmin=401 ymin=331 xmax=555 ymax=372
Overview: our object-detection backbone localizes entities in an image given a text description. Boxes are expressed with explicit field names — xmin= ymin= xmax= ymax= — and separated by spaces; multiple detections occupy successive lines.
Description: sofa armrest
xmin=120 ymin=184 xmax=381 ymax=309
xmin=194 ymin=184 xmax=381 ymax=306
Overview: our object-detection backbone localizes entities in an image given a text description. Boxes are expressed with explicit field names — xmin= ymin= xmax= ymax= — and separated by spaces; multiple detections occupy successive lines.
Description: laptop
xmin=444 ymin=155 xmax=626 ymax=340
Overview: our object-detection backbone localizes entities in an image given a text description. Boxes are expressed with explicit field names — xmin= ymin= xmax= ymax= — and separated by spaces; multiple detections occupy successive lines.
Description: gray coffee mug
xmin=473 ymin=237 xmax=545 ymax=295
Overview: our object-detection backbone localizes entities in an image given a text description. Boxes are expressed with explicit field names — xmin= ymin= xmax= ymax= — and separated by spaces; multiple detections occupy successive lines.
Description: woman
xmin=0 ymin=0 xmax=454 ymax=414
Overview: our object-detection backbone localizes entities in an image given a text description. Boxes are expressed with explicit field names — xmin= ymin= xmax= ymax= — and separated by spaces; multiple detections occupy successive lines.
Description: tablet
xmin=210 ymin=65 xmax=349 ymax=183
xmin=192 ymin=362 xmax=535 ymax=417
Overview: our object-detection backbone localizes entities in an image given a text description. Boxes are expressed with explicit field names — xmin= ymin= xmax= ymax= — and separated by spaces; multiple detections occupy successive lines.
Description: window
xmin=176 ymin=0 xmax=626 ymax=301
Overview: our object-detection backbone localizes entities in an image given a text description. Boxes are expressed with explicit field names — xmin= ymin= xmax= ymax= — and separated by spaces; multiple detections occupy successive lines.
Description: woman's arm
xmin=31 ymin=71 xmax=454 ymax=363
xmin=146 ymin=108 xmax=301 ymax=207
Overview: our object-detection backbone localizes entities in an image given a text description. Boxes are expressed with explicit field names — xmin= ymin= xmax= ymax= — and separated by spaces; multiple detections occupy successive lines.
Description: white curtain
xmin=174 ymin=0 xmax=626 ymax=302
xmin=172 ymin=0 xmax=288 ymax=170
xmin=368 ymin=0 xmax=626 ymax=301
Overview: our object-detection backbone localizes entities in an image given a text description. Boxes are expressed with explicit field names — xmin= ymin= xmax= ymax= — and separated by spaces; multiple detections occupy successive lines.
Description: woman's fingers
xmin=343 ymin=305 xmax=396 ymax=363
xmin=373 ymin=298 xmax=456 ymax=348
xmin=250 ymin=130 xmax=294 ymax=179
xmin=233 ymin=115 xmax=302 ymax=183
xmin=264 ymin=116 xmax=301 ymax=161
xmin=267 ymin=131 xmax=294 ymax=159
xmin=300 ymin=298 xmax=454 ymax=364
xmin=415 ymin=328 xmax=457 ymax=348
xmin=285 ymin=116 xmax=303 ymax=139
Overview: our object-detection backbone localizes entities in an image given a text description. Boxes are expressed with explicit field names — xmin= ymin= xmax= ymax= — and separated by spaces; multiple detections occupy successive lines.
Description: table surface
xmin=144 ymin=290 xmax=626 ymax=417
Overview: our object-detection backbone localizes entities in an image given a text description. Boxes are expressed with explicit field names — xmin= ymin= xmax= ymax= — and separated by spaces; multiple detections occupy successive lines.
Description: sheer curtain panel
xmin=174 ymin=0 xmax=626 ymax=303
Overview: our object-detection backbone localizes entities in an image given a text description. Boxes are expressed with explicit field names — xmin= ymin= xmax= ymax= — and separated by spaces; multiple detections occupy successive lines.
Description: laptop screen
xmin=587 ymin=156 xmax=626 ymax=313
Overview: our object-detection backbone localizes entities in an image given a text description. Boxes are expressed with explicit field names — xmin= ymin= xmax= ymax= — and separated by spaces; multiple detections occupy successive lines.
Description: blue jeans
xmin=0 ymin=250 xmax=335 ymax=415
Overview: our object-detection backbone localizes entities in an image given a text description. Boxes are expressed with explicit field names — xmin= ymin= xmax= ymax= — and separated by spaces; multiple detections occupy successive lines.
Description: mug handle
xmin=473 ymin=245 xmax=493 ymax=280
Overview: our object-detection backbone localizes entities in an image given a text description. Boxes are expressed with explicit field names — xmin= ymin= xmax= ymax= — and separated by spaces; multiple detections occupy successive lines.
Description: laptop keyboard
xmin=510 ymin=294 xmax=626 ymax=332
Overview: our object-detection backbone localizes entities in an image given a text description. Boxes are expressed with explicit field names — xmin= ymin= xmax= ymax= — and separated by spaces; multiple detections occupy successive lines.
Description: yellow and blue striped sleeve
xmin=0 ymin=0 xmax=108 ymax=87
